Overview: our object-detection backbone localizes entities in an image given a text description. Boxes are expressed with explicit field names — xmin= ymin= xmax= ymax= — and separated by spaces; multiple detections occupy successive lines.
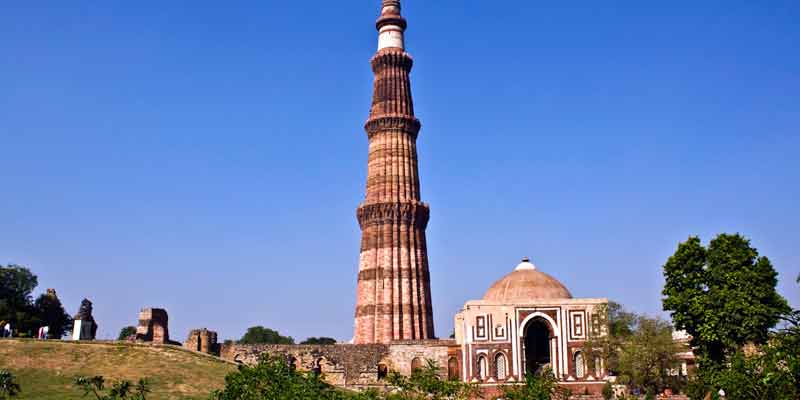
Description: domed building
xmin=453 ymin=258 xmax=609 ymax=394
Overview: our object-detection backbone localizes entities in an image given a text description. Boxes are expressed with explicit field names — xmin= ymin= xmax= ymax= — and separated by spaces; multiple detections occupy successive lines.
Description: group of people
xmin=1 ymin=321 xmax=11 ymax=338
xmin=37 ymin=325 xmax=50 ymax=339
xmin=0 ymin=321 xmax=51 ymax=339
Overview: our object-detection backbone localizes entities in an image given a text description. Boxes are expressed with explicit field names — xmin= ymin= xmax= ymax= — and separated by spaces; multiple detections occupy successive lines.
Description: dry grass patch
xmin=0 ymin=339 xmax=236 ymax=400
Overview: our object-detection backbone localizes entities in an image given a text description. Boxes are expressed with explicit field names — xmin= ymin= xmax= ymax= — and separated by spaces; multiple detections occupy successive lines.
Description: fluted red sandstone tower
xmin=354 ymin=0 xmax=435 ymax=344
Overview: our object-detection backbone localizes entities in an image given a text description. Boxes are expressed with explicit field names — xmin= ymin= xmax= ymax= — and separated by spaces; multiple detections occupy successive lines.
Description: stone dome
xmin=482 ymin=258 xmax=573 ymax=302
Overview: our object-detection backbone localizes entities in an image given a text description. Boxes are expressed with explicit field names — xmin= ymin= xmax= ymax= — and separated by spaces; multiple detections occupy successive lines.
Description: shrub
xmin=602 ymin=381 xmax=614 ymax=400
xmin=74 ymin=376 xmax=149 ymax=400
xmin=0 ymin=370 xmax=21 ymax=399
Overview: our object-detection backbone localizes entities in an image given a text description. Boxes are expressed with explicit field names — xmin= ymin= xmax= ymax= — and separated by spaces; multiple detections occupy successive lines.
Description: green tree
xmin=615 ymin=316 xmax=680 ymax=394
xmin=0 ymin=265 xmax=39 ymax=335
xmin=499 ymin=368 xmax=570 ymax=400
xmin=301 ymin=337 xmax=337 ymax=345
xmin=662 ymin=234 xmax=790 ymax=370
xmin=238 ymin=326 xmax=294 ymax=345
xmin=74 ymin=376 xmax=150 ymax=400
xmin=33 ymin=292 xmax=72 ymax=338
xmin=118 ymin=326 xmax=137 ymax=341
xmin=711 ymin=298 xmax=800 ymax=399
xmin=0 ymin=370 xmax=21 ymax=399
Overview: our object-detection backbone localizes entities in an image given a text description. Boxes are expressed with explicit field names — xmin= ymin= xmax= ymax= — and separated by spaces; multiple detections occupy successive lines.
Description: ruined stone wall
xmin=184 ymin=328 xmax=219 ymax=356
xmin=220 ymin=343 xmax=390 ymax=389
xmin=136 ymin=308 xmax=171 ymax=344
xmin=219 ymin=340 xmax=456 ymax=389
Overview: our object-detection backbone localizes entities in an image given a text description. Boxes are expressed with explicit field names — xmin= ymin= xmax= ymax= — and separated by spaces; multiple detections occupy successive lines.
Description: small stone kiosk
xmin=72 ymin=299 xmax=98 ymax=341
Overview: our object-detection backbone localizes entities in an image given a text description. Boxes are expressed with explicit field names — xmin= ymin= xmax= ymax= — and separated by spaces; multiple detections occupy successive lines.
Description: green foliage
xmin=601 ymin=381 xmax=613 ymax=400
xmin=0 ymin=370 xmax=21 ymax=399
xmin=73 ymin=376 xmax=150 ymax=400
xmin=238 ymin=326 xmax=294 ymax=345
xmin=385 ymin=359 xmax=479 ymax=400
xmin=0 ymin=265 xmax=39 ymax=335
xmin=0 ymin=265 xmax=73 ymax=338
xmin=615 ymin=316 xmax=680 ymax=394
xmin=300 ymin=337 xmax=337 ymax=345
xmin=584 ymin=302 xmax=680 ymax=395
xmin=118 ymin=326 xmax=137 ymax=341
xmin=710 ymin=309 xmax=799 ymax=400
xmin=34 ymin=293 xmax=72 ymax=338
xmin=662 ymin=234 xmax=790 ymax=369
xmin=499 ymin=368 xmax=569 ymax=400
xmin=211 ymin=355 xmax=477 ymax=400
xmin=210 ymin=354 xmax=348 ymax=400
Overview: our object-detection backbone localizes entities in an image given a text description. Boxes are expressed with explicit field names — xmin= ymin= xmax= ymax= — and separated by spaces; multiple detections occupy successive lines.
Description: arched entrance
xmin=523 ymin=317 xmax=552 ymax=375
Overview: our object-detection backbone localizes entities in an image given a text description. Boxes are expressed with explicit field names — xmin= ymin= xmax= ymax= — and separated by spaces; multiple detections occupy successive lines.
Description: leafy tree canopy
xmin=238 ymin=326 xmax=294 ymax=345
xmin=301 ymin=337 xmax=337 ymax=345
xmin=118 ymin=326 xmax=137 ymax=341
xmin=0 ymin=265 xmax=38 ymax=331
xmin=34 ymin=292 xmax=72 ymax=339
xmin=615 ymin=315 xmax=681 ymax=394
xmin=585 ymin=303 xmax=682 ymax=394
xmin=662 ymin=234 xmax=790 ymax=368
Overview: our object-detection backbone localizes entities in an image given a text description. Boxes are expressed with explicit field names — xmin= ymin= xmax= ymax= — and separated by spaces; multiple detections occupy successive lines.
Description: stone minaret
xmin=354 ymin=0 xmax=435 ymax=344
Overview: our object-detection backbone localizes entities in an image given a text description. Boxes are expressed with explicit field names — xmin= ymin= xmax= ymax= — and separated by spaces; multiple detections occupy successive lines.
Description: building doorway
xmin=523 ymin=318 xmax=551 ymax=375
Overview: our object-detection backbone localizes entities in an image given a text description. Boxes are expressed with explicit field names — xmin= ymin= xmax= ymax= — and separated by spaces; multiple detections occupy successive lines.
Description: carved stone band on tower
xmin=353 ymin=0 xmax=435 ymax=344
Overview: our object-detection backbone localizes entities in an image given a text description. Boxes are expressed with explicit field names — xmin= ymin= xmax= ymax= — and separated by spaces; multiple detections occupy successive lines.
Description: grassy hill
xmin=0 ymin=339 xmax=236 ymax=400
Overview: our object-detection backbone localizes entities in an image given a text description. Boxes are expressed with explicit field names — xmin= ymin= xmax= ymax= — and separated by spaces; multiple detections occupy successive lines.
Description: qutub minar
xmin=210 ymin=2 xmax=696 ymax=397
xmin=354 ymin=0 xmax=435 ymax=344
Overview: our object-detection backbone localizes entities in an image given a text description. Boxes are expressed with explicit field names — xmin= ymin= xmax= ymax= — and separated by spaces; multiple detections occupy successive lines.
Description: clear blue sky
xmin=2 ymin=1 xmax=798 ymax=342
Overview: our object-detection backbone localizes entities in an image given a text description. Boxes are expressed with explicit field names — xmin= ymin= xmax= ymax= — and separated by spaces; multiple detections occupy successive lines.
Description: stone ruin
xmin=71 ymin=298 xmax=98 ymax=341
xmin=219 ymin=341 xmax=455 ymax=390
xmin=135 ymin=308 xmax=176 ymax=345
xmin=184 ymin=328 xmax=220 ymax=355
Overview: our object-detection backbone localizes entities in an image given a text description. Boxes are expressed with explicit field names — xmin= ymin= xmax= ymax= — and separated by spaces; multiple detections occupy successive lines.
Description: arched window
xmin=377 ymin=363 xmax=388 ymax=380
xmin=312 ymin=358 xmax=324 ymax=376
xmin=594 ymin=356 xmax=602 ymax=377
xmin=447 ymin=357 xmax=459 ymax=381
xmin=574 ymin=352 xmax=585 ymax=378
xmin=495 ymin=353 xmax=507 ymax=380
xmin=411 ymin=357 xmax=423 ymax=373
xmin=477 ymin=356 xmax=488 ymax=380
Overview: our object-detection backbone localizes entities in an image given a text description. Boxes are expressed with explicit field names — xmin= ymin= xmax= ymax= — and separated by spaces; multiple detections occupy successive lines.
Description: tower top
xmin=376 ymin=0 xmax=407 ymax=51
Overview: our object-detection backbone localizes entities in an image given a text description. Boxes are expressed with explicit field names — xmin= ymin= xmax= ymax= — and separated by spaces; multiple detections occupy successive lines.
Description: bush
xmin=500 ymin=368 xmax=570 ymax=400
xmin=211 ymin=355 xmax=478 ymax=400
xmin=602 ymin=381 xmax=614 ymax=400
xmin=74 ymin=376 xmax=149 ymax=400
xmin=0 ymin=370 xmax=21 ymax=399
xmin=118 ymin=326 xmax=137 ymax=341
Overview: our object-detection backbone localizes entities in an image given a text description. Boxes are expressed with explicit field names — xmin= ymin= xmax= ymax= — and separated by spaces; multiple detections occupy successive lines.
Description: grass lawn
xmin=0 ymin=339 xmax=236 ymax=399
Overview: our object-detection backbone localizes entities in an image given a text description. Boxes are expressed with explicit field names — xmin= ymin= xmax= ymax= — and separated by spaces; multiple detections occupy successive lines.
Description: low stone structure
xmin=135 ymin=308 xmax=174 ymax=344
xmin=220 ymin=340 xmax=455 ymax=390
xmin=71 ymin=298 xmax=97 ymax=341
xmin=184 ymin=328 xmax=219 ymax=355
